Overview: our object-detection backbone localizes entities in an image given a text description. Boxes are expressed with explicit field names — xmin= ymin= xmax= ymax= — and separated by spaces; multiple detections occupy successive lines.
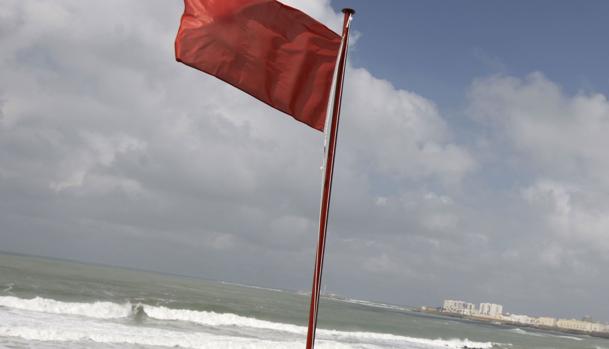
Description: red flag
xmin=175 ymin=0 xmax=341 ymax=131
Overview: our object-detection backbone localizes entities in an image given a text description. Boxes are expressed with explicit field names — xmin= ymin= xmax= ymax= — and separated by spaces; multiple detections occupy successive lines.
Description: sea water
xmin=0 ymin=252 xmax=607 ymax=349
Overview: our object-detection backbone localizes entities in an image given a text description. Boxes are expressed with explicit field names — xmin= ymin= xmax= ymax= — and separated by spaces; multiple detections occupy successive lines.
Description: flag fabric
xmin=175 ymin=0 xmax=341 ymax=131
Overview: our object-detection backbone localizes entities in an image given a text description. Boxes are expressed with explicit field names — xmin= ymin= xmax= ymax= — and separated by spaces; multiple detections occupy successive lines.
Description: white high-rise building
xmin=443 ymin=300 xmax=476 ymax=315
xmin=479 ymin=303 xmax=503 ymax=318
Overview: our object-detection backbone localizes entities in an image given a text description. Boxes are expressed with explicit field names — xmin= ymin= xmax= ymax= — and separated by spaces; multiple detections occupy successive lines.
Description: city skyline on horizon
xmin=439 ymin=298 xmax=606 ymax=323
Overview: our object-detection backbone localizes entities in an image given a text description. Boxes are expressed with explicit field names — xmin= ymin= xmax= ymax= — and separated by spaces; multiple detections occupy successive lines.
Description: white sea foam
xmin=145 ymin=304 xmax=305 ymax=332
xmin=508 ymin=328 xmax=544 ymax=337
xmin=0 ymin=296 xmax=500 ymax=349
xmin=556 ymin=335 xmax=583 ymax=341
xmin=508 ymin=327 xmax=583 ymax=341
xmin=0 ymin=313 xmax=317 ymax=349
xmin=332 ymin=297 xmax=409 ymax=312
xmin=219 ymin=281 xmax=285 ymax=293
xmin=147 ymin=305 xmax=497 ymax=348
xmin=0 ymin=296 xmax=130 ymax=319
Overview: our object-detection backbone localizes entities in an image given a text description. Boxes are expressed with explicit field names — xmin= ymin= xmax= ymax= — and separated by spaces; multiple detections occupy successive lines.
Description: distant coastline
xmin=416 ymin=305 xmax=609 ymax=340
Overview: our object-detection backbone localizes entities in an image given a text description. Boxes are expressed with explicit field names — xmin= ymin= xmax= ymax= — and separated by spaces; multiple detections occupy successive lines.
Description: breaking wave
xmin=556 ymin=334 xmax=584 ymax=341
xmin=0 ymin=296 xmax=501 ymax=349
xmin=0 ymin=296 xmax=131 ymax=319
xmin=0 ymin=325 xmax=307 ymax=349
xmin=508 ymin=327 xmax=583 ymax=341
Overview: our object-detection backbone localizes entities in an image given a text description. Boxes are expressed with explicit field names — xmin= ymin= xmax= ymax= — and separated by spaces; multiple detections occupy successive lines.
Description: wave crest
xmin=0 ymin=296 xmax=130 ymax=319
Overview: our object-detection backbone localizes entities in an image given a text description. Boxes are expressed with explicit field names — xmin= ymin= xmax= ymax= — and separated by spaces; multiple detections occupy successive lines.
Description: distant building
xmin=443 ymin=300 xmax=476 ymax=315
xmin=556 ymin=319 xmax=594 ymax=332
xmin=439 ymin=299 xmax=609 ymax=334
xmin=589 ymin=322 xmax=606 ymax=333
xmin=507 ymin=314 xmax=533 ymax=325
xmin=534 ymin=317 xmax=556 ymax=327
xmin=479 ymin=303 xmax=503 ymax=318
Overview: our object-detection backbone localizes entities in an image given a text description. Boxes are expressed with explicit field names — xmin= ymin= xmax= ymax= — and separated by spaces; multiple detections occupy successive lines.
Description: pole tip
xmin=342 ymin=8 xmax=355 ymax=15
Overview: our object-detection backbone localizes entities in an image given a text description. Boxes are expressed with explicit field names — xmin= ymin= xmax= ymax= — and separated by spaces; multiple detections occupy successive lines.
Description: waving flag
xmin=175 ymin=2 xmax=355 ymax=348
xmin=175 ymin=0 xmax=342 ymax=131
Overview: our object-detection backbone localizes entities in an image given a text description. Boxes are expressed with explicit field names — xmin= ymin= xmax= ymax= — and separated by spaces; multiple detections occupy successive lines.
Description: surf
xmin=0 ymin=295 xmax=501 ymax=349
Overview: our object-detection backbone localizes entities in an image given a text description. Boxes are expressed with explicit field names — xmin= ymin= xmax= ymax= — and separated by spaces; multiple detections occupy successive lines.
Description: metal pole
xmin=305 ymin=8 xmax=355 ymax=349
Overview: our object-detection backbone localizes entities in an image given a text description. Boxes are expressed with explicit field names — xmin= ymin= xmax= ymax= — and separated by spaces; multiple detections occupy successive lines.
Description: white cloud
xmin=280 ymin=0 xmax=342 ymax=33
xmin=342 ymin=68 xmax=476 ymax=183
xmin=523 ymin=180 xmax=609 ymax=251
xmin=470 ymin=73 xmax=609 ymax=254
xmin=470 ymin=72 xmax=609 ymax=187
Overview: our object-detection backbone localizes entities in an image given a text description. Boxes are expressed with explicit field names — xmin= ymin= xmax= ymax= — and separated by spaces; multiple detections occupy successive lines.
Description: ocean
xmin=0 ymin=252 xmax=607 ymax=349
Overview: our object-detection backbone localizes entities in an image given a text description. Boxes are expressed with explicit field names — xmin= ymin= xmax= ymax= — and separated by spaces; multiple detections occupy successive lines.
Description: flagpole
xmin=305 ymin=8 xmax=355 ymax=349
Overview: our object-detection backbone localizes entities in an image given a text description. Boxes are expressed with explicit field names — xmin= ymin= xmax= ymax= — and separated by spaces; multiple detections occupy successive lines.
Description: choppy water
xmin=0 ymin=252 xmax=607 ymax=349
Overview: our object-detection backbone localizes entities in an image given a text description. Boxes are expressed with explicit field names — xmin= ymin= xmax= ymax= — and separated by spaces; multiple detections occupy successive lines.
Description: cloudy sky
xmin=2 ymin=0 xmax=609 ymax=321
